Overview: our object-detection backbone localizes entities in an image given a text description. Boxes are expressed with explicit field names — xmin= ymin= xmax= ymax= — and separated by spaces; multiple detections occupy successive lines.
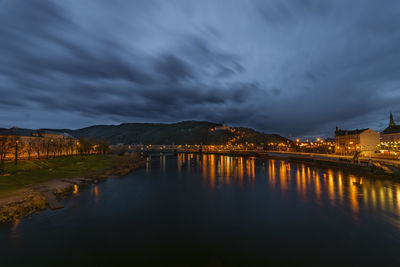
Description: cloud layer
xmin=1 ymin=0 xmax=400 ymax=137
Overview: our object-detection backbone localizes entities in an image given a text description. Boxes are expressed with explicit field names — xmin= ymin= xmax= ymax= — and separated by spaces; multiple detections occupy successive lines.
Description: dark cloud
xmin=271 ymin=89 xmax=281 ymax=96
xmin=0 ymin=0 xmax=400 ymax=137
xmin=154 ymin=54 xmax=193 ymax=82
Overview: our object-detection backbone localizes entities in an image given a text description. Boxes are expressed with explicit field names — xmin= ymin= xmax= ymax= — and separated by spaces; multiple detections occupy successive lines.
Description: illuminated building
xmin=381 ymin=112 xmax=400 ymax=143
xmin=335 ymin=127 xmax=379 ymax=155
xmin=213 ymin=121 xmax=231 ymax=131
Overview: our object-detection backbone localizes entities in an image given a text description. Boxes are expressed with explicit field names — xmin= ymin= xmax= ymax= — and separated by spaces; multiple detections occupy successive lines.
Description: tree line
xmin=0 ymin=135 xmax=110 ymax=172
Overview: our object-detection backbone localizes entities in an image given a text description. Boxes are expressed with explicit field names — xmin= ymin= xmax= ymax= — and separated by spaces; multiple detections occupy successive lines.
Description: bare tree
xmin=53 ymin=139 xmax=59 ymax=158
xmin=0 ymin=135 xmax=13 ymax=172
xmin=44 ymin=138 xmax=54 ymax=159
xmin=26 ymin=138 xmax=34 ymax=160
xmin=78 ymin=138 xmax=94 ymax=155
xmin=98 ymin=139 xmax=110 ymax=154
xmin=32 ymin=138 xmax=44 ymax=159
xmin=67 ymin=139 xmax=76 ymax=156
xmin=10 ymin=135 xmax=21 ymax=165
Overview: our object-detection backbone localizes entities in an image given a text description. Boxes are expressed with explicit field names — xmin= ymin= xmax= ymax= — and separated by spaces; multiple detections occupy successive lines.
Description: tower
xmin=389 ymin=112 xmax=396 ymax=127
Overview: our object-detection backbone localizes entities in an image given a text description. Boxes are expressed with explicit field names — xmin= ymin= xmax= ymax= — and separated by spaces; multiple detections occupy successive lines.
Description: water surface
xmin=1 ymin=153 xmax=400 ymax=266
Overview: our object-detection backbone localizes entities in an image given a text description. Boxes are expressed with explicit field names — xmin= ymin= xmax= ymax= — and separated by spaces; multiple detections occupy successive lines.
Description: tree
xmin=32 ymin=138 xmax=44 ymax=159
xmin=0 ymin=135 xmax=14 ymax=172
xmin=26 ymin=138 xmax=34 ymax=160
xmin=10 ymin=135 xmax=21 ymax=165
xmin=65 ymin=139 xmax=76 ymax=156
xmin=44 ymin=138 xmax=54 ymax=159
xmin=98 ymin=139 xmax=110 ymax=154
xmin=78 ymin=137 xmax=94 ymax=155
xmin=112 ymin=144 xmax=128 ymax=156
xmin=52 ymin=138 xmax=60 ymax=158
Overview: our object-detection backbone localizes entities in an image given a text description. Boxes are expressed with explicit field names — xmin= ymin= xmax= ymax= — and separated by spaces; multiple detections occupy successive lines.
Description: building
xmin=335 ymin=127 xmax=379 ymax=155
xmin=213 ymin=122 xmax=230 ymax=131
xmin=381 ymin=112 xmax=400 ymax=143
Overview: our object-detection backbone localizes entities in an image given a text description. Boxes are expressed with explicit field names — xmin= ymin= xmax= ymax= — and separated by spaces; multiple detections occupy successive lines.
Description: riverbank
xmin=0 ymin=154 xmax=146 ymax=222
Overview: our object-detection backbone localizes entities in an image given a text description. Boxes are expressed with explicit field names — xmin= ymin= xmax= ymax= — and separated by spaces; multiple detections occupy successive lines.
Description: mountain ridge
xmin=1 ymin=121 xmax=290 ymax=145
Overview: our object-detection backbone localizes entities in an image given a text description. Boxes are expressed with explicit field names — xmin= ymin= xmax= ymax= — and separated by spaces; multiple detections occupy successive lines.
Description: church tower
xmin=389 ymin=112 xmax=396 ymax=127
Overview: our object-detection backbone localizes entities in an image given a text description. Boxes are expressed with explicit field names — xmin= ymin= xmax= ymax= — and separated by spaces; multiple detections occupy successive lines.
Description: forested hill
xmin=1 ymin=121 xmax=290 ymax=145
xmin=65 ymin=121 xmax=290 ymax=145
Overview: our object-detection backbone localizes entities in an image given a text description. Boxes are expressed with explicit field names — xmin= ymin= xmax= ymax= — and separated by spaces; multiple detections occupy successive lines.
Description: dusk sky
xmin=1 ymin=0 xmax=399 ymax=137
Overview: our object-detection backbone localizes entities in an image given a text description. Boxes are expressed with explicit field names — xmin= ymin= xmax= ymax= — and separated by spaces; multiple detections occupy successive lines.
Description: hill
xmin=67 ymin=121 xmax=290 ymax=145
xmin=1 ymin=121 xmax=290 ymax=145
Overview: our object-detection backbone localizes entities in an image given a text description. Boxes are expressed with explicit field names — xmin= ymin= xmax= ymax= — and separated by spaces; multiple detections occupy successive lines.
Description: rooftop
xmin=382 ymin=125 xmax=400 ymax=135
xmin=335 ymin=128 xmax=369 ymax=136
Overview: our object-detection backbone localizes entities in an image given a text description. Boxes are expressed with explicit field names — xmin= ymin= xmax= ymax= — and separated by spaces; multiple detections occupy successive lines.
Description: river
xmin=1 ymin=153 xmax=400 ymax=266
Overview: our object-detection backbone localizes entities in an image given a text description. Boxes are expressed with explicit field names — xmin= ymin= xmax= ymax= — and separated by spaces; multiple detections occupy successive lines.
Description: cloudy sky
xmin=1 ymin=0 xmax=399 ymax=137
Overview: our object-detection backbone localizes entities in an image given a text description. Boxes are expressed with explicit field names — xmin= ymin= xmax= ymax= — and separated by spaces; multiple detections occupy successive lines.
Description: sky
xmin=1 ymin=0 xmax=400 ymax=138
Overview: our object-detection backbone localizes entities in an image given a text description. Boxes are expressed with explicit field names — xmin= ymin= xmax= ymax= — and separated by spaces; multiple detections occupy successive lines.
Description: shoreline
xmin=0 ymin=154 xmax=146 ymax=223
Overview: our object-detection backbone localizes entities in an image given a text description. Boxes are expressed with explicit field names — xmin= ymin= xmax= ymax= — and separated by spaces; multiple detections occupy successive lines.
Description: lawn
xmin=0 ymin=155 xmax=117 ymax=197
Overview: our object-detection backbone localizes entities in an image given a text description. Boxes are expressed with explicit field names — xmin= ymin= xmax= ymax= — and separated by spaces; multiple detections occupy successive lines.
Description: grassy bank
xmin=0 ymin=155 xmax=118 ymax=198
xmin=0 ymin=154 xmax=146 ymax=222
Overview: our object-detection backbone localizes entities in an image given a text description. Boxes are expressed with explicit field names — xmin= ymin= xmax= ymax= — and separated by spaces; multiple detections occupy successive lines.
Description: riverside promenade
xmin=265 ymin=151 xmax=400 ymax=167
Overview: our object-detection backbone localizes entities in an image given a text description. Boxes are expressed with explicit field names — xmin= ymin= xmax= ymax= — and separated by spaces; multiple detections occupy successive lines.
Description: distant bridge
xmin=129 ymin=144 xmax=201 ymax=154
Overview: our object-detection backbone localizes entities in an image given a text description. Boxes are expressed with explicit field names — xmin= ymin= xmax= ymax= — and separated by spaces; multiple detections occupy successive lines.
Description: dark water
xmin=1 ymin=153 xmax=400 ymax=266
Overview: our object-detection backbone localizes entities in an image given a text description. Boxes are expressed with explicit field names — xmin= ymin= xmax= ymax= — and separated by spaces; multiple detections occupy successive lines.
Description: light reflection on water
xmin=175 ymin=153 xmax=400 ymax=225
xmin=90 ymin=185 xmax=100 ymax=204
